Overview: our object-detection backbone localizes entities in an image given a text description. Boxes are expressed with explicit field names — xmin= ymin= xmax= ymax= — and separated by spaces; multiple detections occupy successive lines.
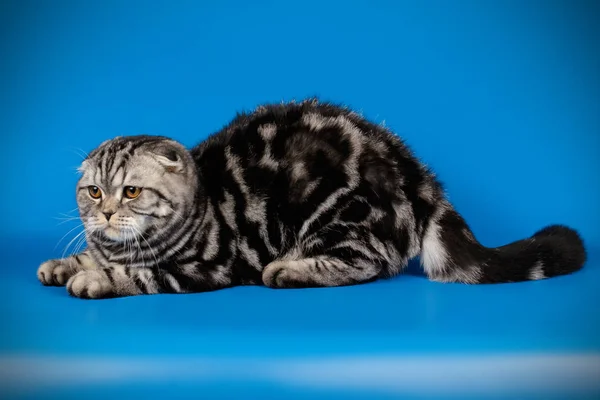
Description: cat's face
xmin=77 ymin=136 xmax=197 ymax=243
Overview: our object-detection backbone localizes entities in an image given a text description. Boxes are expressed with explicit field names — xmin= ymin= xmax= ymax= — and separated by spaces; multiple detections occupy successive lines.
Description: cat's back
xmin=191 ymin=99 xmax=428 ymax=193
xmin=194 ymin=99 xmax=439 ymax=210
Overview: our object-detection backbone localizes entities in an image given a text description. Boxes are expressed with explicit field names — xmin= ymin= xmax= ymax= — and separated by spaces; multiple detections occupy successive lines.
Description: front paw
xmin=38 ymin=259 xmax=75 ymax=286
xmin=66 ymin=270 xmax=113 ymax=299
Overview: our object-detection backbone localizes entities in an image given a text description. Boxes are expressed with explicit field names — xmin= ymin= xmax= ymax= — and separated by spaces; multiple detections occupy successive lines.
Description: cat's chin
xmin=103 ymin=227 xmax=129 ymax=242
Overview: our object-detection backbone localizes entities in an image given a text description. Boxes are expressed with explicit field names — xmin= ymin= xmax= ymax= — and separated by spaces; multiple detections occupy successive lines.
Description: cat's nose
xmin=103 ymin=212 xmax=114 ymax=221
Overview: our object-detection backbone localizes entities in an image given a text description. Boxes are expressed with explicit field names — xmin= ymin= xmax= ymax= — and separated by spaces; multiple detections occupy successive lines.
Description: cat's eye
xmin=88 ymin=186 xmax=102 ymax=199
xmin=124 ymin=186 xmax=142 ymax=199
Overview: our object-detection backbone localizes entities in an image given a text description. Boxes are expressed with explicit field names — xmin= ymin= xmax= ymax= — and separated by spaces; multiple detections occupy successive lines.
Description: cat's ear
xmin=150 ymin=142 xmax=186 ymax=174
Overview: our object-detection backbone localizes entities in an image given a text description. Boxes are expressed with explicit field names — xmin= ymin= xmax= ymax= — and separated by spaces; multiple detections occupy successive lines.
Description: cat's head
xmin=77 ymin=135 xmax=198 ymax=242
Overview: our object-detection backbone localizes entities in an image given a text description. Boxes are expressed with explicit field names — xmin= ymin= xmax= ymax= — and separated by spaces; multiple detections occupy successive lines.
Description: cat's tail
xmin=420 ymin=204 xmax=586 ymax=283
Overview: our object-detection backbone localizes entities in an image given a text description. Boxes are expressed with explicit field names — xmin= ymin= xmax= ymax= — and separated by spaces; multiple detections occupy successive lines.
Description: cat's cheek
xmin=66 ymin=270 xmax=113 ymax=299
xmin=156 ymin=203 xmax=172 ymax=218
xmin=133 ymin=216 xmax=150 ymax=233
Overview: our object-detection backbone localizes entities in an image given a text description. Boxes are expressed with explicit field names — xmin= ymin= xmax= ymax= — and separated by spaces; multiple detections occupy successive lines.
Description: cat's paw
xmin=262 ymin=260 xmax=305 ymax=288
xmin=37 ymin=259 xmax=75 ymax=286
xmin=66 ymin=270 xmax=113 ymax=299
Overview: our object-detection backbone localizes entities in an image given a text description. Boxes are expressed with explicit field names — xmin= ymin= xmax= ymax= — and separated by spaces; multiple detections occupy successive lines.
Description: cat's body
xmin=37 ymin=99 xmax=586 ymax=299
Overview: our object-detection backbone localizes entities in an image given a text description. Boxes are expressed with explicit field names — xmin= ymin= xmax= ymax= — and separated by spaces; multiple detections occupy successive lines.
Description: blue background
xmin=1 ymin=1 xmax=599 ymax=399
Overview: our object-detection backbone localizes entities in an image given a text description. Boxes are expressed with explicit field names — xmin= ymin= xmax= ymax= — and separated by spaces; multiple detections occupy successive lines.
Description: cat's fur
xmin=37 ymin=99 xmax=586 ymax=299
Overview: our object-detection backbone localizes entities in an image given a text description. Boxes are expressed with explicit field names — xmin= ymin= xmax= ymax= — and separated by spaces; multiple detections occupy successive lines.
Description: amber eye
xmin=124 ymin=186 xmax=142 ymax=199
xmin=88 ymin=186 xmax=102 ymax=199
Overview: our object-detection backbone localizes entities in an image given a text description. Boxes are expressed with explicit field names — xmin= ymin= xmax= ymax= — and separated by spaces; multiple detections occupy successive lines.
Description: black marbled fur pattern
xmin=37 ymin=99 xmax=587 ymax=298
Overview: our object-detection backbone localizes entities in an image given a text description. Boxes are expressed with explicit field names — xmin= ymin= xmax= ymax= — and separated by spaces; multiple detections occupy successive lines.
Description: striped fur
xmin=38 ymin=99 xmax=587 ymax=299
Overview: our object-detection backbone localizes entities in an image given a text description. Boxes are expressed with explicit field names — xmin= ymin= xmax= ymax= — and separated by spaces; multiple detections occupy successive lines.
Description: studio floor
xmin=1 ymin=237 xmax=598 ymax=400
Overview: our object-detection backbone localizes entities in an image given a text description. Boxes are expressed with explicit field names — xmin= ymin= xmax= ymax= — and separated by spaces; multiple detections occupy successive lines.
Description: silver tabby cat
xmin=37 ymin=99 xmax=586 ymax=299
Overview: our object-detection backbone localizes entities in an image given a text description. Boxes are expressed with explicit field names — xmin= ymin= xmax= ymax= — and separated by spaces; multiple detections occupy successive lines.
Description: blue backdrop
xmin=1 ymin=1 xmax=599 ymax=399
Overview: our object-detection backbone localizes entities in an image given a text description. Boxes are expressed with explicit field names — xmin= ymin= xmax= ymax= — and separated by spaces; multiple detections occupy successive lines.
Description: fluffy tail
xmin=420 ymin=205 xmax=586 ymax=283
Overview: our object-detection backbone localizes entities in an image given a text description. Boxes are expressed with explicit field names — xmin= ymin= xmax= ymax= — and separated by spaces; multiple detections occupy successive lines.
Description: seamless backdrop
xmin=1 ymin=1 xmax=599 ymax=399
xmin=1 ymin=0 xmax=599 ymax=246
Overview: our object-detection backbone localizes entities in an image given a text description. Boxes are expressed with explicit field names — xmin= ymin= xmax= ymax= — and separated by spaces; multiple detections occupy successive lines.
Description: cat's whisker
xmin=169 ymin=208 xmax=186 ymax=223
xmin=68 ymin=147 xmax=90 ymax=161
xmin=61 ymin=229 xmax=87 ymax=261
xmin=55 ymin=219 xmax=81 ymax=226
xmin=125 ymin=226 xmax=136 ymax=267
xmin=54 ymin=215 xmax=79 ymax=221
xmin=73 ymin=234 xmax=87 ymax=258
xmin=131 ymin=226 xmax=145 ymax=267
xmin=60 ymin=206 xmax=80 ymax=215
xmin=129 ymin=230 xmax=136 ymax=267
xmin=133 ymin=225 xmax=159 ymax=268
xmin=56 ymin=210 xmax=79 ymax=219
xmin=54 ymin=223 xmax=85 ymax=251
xmin=54 ymin=214 xmax=82 ymax=226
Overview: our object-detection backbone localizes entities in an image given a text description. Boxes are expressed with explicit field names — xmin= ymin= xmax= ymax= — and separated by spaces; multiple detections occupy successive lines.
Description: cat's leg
xmin=37 ymin=252 xmax=97 ymax=286
xmin=262 ymin=256 xmax=383 ymax=288
xmin=66 ymin=262 xmax=231 ymax=299
xmin=262 ymin=224 xmax=387 ymax=288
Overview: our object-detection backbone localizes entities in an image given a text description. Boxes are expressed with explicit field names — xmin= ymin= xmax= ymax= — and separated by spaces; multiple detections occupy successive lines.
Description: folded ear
xmin=148 ymin=141 xmax=187 ymax=174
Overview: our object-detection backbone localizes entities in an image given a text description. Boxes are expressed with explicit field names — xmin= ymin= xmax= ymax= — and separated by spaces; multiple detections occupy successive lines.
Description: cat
xmin=37 ymin=99 xmax=586 ymax=299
